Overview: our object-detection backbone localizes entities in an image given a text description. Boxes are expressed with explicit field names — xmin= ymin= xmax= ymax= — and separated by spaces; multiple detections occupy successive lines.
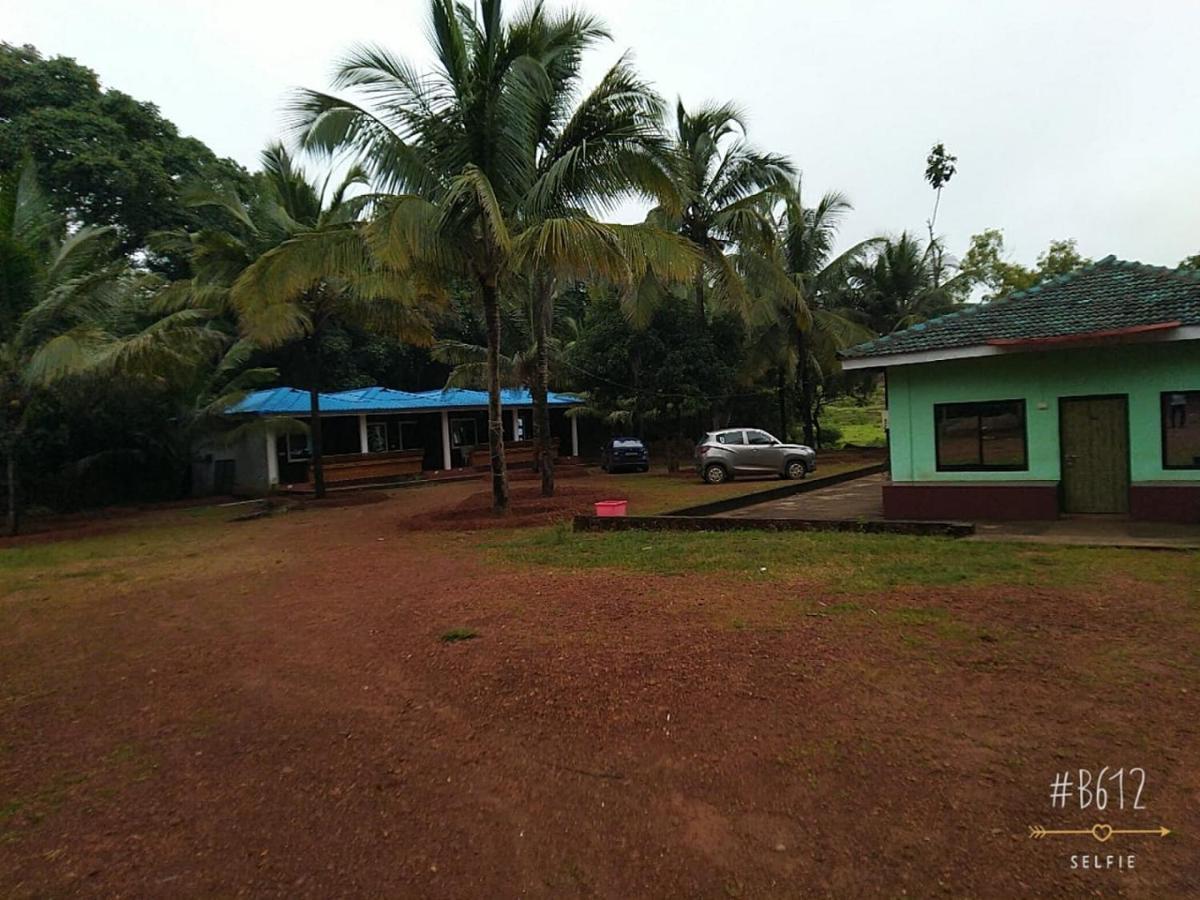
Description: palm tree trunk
xmin=797 ymin=335 xmax=816 ymax=447
xmin=777 ymin=366 xmax=789 ymax=440
xmin=482 ymin=281 xmax=509 ymax=512
xmin=306 ymin=338 xmax=326 ymax=499
xmin=531 ymin=278 xmax=554 ymax=497
xmin=6 ymin=446 xmax=19 ymax=537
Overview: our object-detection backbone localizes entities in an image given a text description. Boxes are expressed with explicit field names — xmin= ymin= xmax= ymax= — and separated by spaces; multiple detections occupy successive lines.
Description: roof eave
xmin=841 ymin=323 xmax=1200 ymax=370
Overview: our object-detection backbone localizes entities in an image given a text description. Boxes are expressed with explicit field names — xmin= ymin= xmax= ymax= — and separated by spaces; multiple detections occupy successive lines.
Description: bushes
xmin=817 ymin=424 xmax=843 ymax=449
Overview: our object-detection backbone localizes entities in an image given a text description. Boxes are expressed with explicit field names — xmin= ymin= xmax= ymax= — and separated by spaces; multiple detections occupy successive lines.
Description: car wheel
xmin=785 ymin=460 xmax=808 ymax=480
xmin=703 ymin=463 xmax=728 ymax=484
xmin=639 ymin=465 xmax=649 ymax=473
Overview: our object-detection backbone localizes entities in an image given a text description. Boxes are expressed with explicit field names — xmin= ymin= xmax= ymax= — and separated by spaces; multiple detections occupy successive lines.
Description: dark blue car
xmin=600 ymin=437 xmax=650 ymax=473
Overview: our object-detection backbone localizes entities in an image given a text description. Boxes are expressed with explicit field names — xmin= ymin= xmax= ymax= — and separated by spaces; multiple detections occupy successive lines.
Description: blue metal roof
xmin=227 ymin=386 xmax=584 ymax=416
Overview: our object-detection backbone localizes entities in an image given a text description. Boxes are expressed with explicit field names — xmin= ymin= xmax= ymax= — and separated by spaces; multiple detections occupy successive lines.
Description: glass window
xmin=286 ymin=432 xmax=310 ymax=462
xmin=716 ymin=431 xmax=745 ymax=445
xmin=1162 ymin=391 xmax=1200 ymax=469
xmin=747 ymin=431 xmax=775 ymax=446
xmin=367 ymin=422 xmax=388 ymax=453
xmin=450 ymin=418 xmax=478 ymax=448
xmin=366 ymin=417 xmax=420 ymax=452
xmin=935 ymin=400 xmax=1027 ymax=471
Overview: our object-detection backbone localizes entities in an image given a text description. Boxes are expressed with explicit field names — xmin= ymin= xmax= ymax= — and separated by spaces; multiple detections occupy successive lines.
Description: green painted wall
xmin=886 ymin=340 xmax=1200 ymax=483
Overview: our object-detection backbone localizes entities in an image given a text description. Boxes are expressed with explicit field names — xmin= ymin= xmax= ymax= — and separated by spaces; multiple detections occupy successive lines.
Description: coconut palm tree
xmin=226 ymin=145 xmax=436 ymax=498
xmin=850 ymin=232 xmax=966 ymax=334
xmin=648 ymin=101 xmax=796 ymax=323
xmin=0 ymin=163 xmax=216 ymax=533
xmin=290 ymin=0 xmax=693 ymax=510
xmin=743 ymin=181 xmax=878 ymax=443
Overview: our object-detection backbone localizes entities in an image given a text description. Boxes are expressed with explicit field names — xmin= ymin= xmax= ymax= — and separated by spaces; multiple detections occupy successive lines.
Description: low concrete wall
xmin=573 ymin=514 xmax=973 ymax=537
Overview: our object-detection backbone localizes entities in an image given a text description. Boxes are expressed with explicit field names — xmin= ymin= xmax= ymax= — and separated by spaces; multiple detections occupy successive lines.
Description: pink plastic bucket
xmin=594 ymin=499 xmax=628 ymax=517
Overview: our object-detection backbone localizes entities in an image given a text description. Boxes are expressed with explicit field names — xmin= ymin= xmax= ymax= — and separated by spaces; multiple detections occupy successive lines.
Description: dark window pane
xmin=716 ymin=431 xmax=744 ymax=445
xmin=323 ymin=417 xmax=362 ymax=455
xmin=400 ymin=422 xmax=420 ymax=450
xmin=747 ymin=431 xmax=774 ymax=445
xmin=936 ymin=407 xmax=982 ymax=467
xmin=1163 ymin=391 xmax=1200 ymax=468
xmin=936 ymin=400 xmax=1026 ymax=471
xmin=981 ymin=405 xmax=1026 ymax=467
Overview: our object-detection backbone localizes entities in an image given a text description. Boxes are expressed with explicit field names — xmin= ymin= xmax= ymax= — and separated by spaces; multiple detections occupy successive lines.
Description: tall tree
xmin=743 ymin=181 xmax=876 ymax=444
xmin=850 ymin=232 xmax=965 ymax=334
xmin=1180 ymin=253 xmax=1200 ymax=270
xmin=959 ymin=228 xmax=1037 ymax=300
xmin=227 ymin=146 xmax=436 ymax=499
xmin=959 ymin=229 xmax=1090 ymax=300
xmin=568 ymin=291 xmax=744 ymax=466
xmin=0 ymin=163 xmax=215 ymax=533
xmin=1035 ymin=238 xmax=1089 ymax=279
xmin=0 ymin=43 xmax=249 ymax=267
xmin=651 ymin=101 xmax=795 ymax=322
xmin=291 ymin=0 xmax=692 ymax=510
xmin=923 ymin=142 xmax=957 ymax=289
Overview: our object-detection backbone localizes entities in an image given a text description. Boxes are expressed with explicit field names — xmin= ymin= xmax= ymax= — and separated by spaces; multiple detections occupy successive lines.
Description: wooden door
xmin=1059 ymin=396 xmax=1129 ymax=514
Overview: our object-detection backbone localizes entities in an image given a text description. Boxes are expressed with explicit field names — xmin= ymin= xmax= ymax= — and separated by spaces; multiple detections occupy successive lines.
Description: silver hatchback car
xmin=695 ymin=428 xmax=817 ymax=484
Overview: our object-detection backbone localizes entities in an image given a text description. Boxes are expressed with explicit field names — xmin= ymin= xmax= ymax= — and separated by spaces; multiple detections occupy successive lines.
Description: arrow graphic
xmin=1028 ymin=823 xmax=1171 ymax=842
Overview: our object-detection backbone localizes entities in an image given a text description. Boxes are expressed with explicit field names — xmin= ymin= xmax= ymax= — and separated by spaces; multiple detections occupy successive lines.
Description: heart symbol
xmin=1092 ymin=823 xmax=1114 ymax=843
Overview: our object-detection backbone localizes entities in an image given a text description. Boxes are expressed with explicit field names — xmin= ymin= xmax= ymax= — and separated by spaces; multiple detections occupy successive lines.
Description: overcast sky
xmin=9 ymin=0 xmax=1200 ymax=267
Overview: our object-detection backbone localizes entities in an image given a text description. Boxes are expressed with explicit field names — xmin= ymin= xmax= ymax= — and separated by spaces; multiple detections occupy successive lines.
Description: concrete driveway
xmin=718 ymin=472 xmax=1200 ymax=549
xmin=717 ymin=473 xmax=886 ymax=521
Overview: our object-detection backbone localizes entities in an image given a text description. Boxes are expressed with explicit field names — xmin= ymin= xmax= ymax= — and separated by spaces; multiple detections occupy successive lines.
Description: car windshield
xmin=612 ymin=440 xmax=643 ymax=448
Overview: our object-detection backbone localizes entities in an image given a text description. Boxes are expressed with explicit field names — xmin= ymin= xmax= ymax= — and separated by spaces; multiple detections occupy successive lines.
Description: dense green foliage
xmin=2 ymin=6 xmax=1165 ymax=523
xmin=568 ymin=292 xmax=746 ymax=464
xmin=0 ymin=43 xmax=250 ymax=268
xmin=960 ymin=229 xmax=1091 ymax=301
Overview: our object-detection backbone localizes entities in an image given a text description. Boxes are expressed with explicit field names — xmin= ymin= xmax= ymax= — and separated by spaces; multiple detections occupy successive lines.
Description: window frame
xmin=933 ymin=399 xmax=1029 ymax=473
xmin=285 ymin=431 xmax=311 ymax=462
xmin=746 ymin=430 xmax=776 ymax=446
xmin=449 ymin=417 xmax=478 ymax=448
xmin=1161 ymin=390 xmax=1200 ymax=471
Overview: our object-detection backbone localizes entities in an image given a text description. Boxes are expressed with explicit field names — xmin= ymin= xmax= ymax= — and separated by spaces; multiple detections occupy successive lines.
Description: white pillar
xmin=265 ymin=426 xmax=279 ymax=487
xmin=570 ymin=413 xmax=579 ymax=457
xmin=358 ymin=414 xmax=369 ymax=454
xmin=511 ymin=407 xmax=520 ymax=441
xmin=441 ymin=410 xmax=452 ymax=470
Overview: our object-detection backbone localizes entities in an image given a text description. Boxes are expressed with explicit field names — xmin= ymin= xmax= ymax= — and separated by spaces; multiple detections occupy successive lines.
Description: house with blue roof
xmin=840 ymin=257 xmax=1200 ymax=522
xmin=198 ymin=385 xmax=583 ymax=494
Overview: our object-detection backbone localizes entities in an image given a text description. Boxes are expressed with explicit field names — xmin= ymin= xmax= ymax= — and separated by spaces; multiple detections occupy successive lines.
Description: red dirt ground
xmin=2 ymin=478 xmax=1198 ymax=897
xmin=400 ymin=483 xmax=619 ymax=531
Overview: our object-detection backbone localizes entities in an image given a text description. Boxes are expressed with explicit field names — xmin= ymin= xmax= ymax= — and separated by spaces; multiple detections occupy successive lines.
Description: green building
xmin=840 ymin=257 xmax=1200 ymax=522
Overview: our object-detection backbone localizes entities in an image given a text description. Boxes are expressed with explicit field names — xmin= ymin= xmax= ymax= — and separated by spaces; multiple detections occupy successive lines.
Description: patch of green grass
xmin=489 ymin=528 xmax=1198 ymax=594
xmin=822 ymin=396 xmax=886 ymax=447
xmin=886 ymin=606 xmax=976 ymax=642
xmin=440 ymin=627 xmax=478 ymax=643
xmin=835 ymin=423 xmax=886 ymax=447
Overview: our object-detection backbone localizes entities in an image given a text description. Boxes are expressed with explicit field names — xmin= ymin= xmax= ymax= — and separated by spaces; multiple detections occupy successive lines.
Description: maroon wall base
xmin=883 ymin=482 xmax=1060 ymax=521
xmin=1129 ymin=484 xmax=1200 ymax=523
